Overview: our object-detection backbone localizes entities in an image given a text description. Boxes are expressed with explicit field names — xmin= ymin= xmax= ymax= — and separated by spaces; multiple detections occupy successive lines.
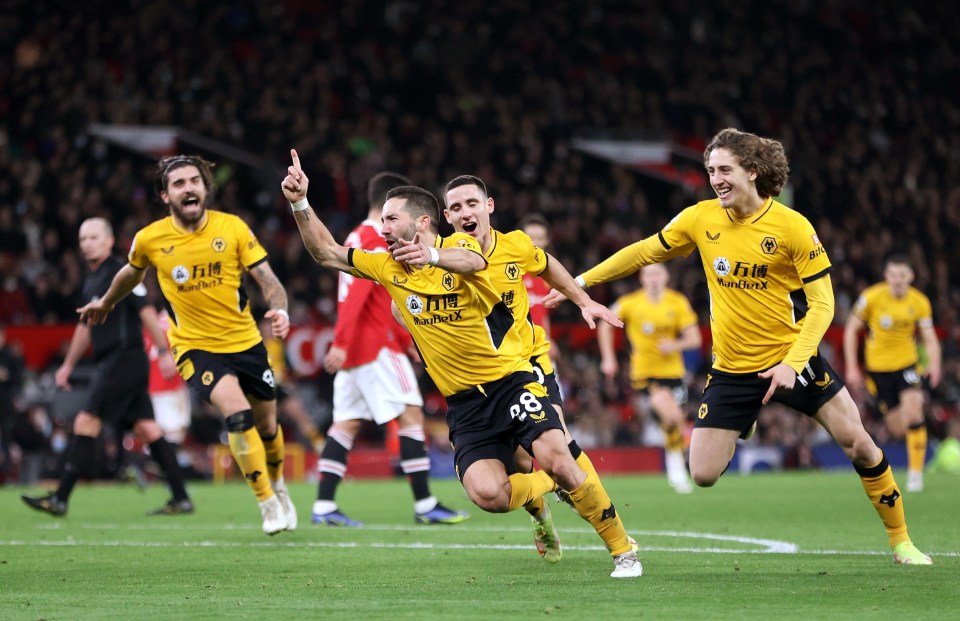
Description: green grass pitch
xmin=2 ymin=471 xmax=958 ymax=620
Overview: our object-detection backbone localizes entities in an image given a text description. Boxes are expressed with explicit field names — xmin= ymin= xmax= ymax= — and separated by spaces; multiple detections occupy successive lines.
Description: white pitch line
xmin=2 ymin=539 xmax=958 ymax=557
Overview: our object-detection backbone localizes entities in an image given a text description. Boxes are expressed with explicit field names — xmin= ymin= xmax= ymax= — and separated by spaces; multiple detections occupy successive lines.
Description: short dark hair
xmin=704 ymin=128 xmax=789 ymax=198
xmin=367 ymin=171 xmax=412 ymax=208
xmin=385 ymin=185 xmax=441 ymax=233
xmin=884 ymin=254 xmax=912 ymax=270
xmin=443 ymin=174 xmax=487 ymax=204
xmin=154 ymin=155 xmax=217 ymax=198
xmin=518 ymin=213 xmax=549 ymax=233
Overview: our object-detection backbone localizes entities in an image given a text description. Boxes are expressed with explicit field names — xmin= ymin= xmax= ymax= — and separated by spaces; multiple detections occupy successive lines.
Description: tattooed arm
xmin=249 ymin=261 xmax=290 ymax=339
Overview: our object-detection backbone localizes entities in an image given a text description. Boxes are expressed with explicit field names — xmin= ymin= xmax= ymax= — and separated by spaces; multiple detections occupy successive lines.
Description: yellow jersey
xmin=853 ymin=284 xmax=933 ymax=372
xmin=348 ymin=232 xmax=530 ymax=396
xmin=128 ymin=210 xmax=266 ymax=357
xmin=582 ymin=198 xmax=832 ymax=373
xmin=613 ymin=288 xmax=697 ymax=384
xmin=482 ymin=230 xmax=552 ymax=368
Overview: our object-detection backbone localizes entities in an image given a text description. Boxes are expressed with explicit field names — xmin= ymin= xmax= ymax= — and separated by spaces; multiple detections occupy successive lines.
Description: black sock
xmin=399 ymin=434 xmax=431 ymax=501
xmin=56 ymin=435 xmax=96 ymax=503
xmin=316 ymin=437 xmax=350 ymax=502
xmin=149 ymin=437 xmax=190 ymax=501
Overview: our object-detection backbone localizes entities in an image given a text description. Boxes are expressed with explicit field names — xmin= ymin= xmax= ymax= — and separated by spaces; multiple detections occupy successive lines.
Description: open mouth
xmin=715 ymin=187 xmax=731 ymax=199
xmin=462 ymin=221 xmax=478 ymax=233
xmin=183 ymin=196 xmax=200 ymax=207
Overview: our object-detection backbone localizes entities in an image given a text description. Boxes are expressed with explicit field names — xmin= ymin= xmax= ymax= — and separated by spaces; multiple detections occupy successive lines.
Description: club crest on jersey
xmin=504 ymin=263 xmax=521 ymax=280
xmin=406 ymin=294 xmax=424 ymax=315
xmin=172 ymin=265 xmax=190 ymax=284
xmin=211 ymin=237 xmax=226 ymax=252
xmin=442 ymin=273 xmax=455 ymax=291
xmin=713 ymin=257 xmax=731 ymax=277
xmin=761 ymin=236 xmax=778 ymax=255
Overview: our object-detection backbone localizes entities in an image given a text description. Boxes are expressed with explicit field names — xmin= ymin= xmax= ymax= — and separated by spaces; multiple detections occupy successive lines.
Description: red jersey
xmin=144 ymin=311 xmax=184 ymax=393
xmin=523 ymin=274 xmax=552 ymax=335
xmin=333 ymin=219 xmax=409 ymax=369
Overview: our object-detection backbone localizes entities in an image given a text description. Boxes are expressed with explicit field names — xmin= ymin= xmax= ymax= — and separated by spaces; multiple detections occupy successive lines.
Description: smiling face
xmin=161 ymin=164 xmax=208 ymax=227
xmin=706 ymin=147 xmax=760 ymax=213
xmin=443 ymin=183 xmax=494 ymax=250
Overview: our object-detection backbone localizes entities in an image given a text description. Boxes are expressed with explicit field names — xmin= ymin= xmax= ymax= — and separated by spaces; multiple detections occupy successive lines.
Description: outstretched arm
xmin=543 ymin=234 xmax=681 ymax=308
xmin=540 ymin=252 xmax=622 ymax=329
xmin=282 ymin=149 xmax=352 ymax=273
xmin=78 ymin=264 xmax=147 ymax=325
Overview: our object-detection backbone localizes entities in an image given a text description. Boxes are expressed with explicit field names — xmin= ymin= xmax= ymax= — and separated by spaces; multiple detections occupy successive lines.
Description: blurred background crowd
xmin=2 ymin=0 xmax=959 ymax=483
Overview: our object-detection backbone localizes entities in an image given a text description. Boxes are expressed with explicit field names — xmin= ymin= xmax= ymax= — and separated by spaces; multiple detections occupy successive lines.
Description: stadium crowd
xmin=1 ymin=0 xmax=959 ymax=480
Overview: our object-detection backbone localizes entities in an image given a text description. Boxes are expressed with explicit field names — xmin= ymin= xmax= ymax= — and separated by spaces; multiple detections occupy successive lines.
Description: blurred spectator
xmin=0 ymin=324 xmax=26 ymax=481
xmin=1 ymin=0 xmax=958 ymax=459
xmin=12 ymin=403 xmax=52 ymax=485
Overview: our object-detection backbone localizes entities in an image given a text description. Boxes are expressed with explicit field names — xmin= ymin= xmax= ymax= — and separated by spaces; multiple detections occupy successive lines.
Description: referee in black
xmin=22 ymin=218 xmax=193 ymax=516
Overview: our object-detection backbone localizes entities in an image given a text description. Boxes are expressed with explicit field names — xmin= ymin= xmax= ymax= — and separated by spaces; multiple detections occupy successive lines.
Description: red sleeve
xmin=332 ymin=275 xmax=377 ymax=348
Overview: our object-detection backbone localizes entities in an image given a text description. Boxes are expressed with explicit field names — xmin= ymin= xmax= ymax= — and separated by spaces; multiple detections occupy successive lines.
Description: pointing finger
xmin=290 ymin=148 xmax=301 ymax=171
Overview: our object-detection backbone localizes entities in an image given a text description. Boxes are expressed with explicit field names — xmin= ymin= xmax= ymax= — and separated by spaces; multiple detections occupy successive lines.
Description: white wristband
xmin=427 ymin=246 xmax=440 ymax=266
xmin=290 ymin=198 xmax=309 ymax=212
xmin=273 ymin=309 xmax=289 ymax=321
xmin=575 ymin=275 xmax=586 ymax=288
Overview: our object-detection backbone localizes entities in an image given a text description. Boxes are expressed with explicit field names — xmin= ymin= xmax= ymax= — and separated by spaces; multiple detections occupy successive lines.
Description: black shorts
xmin=531 ymin=356 xmax=563 ymax=408
xmin=866 ymin=367 xmax=922 ymax=414
xmin=697 ymin=353 xmax=844 ymax=437
xmin=634 ymin=377 xmax=689 ymax=405
xmin=445 ymin=370 xmax=564 ymax=481
xmin=85 ymin=349 xmax=153 ymax=428
xmin=177 ymin=342 xmax=277 ymax=404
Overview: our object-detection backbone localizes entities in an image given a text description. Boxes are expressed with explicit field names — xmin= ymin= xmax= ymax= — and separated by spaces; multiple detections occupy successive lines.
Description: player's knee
xmin=133 ymin=420 xmax=162 ymax=443
xmin=73 ymin=412 xmax=102 ymax=436
xmin=689 ymin=463 xmax=720 ymax=487
xmin=465 ymin=481 xmax=510 ymax=513
xmin=224 ymin=409 xmax=254 ymax=433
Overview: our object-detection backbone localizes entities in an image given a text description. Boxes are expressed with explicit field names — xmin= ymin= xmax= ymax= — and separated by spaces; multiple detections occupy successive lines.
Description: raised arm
xmin=281 ymin=149 xmax=352 ymax=273
xmin=77 ymin=263 xmax=147 ymax=325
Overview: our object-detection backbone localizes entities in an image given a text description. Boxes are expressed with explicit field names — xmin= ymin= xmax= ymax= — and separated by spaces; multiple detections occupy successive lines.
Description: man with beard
xmin=283 ymin=150 xmax=643 ymax=578
xmin=77 ymin=156 xmax=296 ymax=536
xmin=22 ymin=217 xmax=193 ymax=517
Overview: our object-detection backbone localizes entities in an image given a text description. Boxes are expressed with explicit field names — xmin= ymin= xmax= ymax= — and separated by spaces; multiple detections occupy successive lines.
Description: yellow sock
xmin=508 ymin=470 xmax=556 ymax=512
xmin=664 ymin=427 xmax=684 ymax=453
xmin=906 ymin=424 xmax=927 ymax=474
xmin=261 ymin=426 xmax=285 ymax=482
xmin=575 ymin=450 xmax=599 ymax=480
xmin=524 ymin=495 xmax=546 ymax=519
xmin=228 ymin=428 xmax=272 ymax=501
xmin=567 ymin=471 xmax=632 ymax=556
xmin=856 ymin=452 xmax=910 ymax=548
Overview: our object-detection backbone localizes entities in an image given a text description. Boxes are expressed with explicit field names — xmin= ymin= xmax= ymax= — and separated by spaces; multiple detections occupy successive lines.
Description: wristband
xmin=427 ymin=246 xmax=440 ymax=266
xmin=273 ymin=309 xmax=290 ymax=321
xmin=290 ymin=198 xmax=309 ymax=212
xmin=575 ymin=275 xmax=586 ymax=288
